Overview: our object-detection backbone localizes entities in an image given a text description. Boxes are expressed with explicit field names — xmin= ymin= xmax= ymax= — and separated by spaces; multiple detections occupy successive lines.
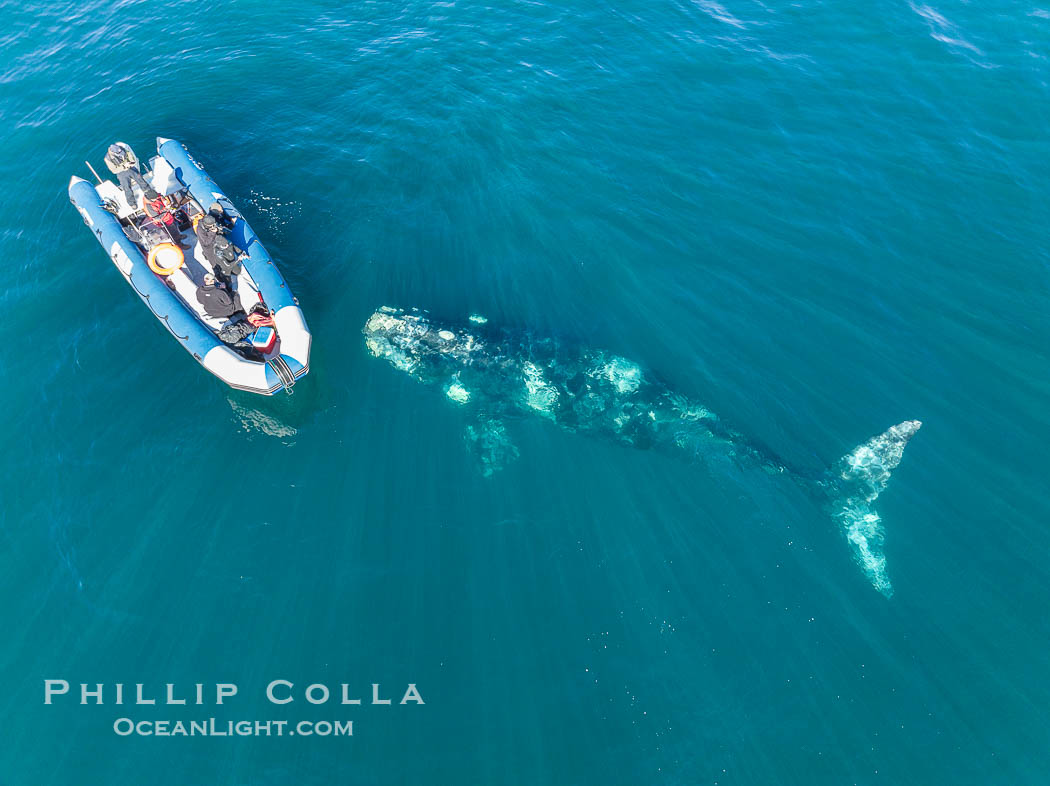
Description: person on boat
xmin=195 ymin=206 xmax=235 ymax=235
xmin=143 ymin=193 xmax=176 ymax=225
xmin=142 ymin=191 xmax=189 ymax=247
xmin=207 ymin=202 xmax=236 ymax=228
xmin=195 ymin=213 xmax=223 ymax=255
xmin=196 ymin=216 xmax=245 ymax=278
xmin=196 ymin=273 xmax=245 ymax=320
xmin=199 ymin=281 xmax=261 ymax=348
xmin=211 ymin=234 xmax=246 ymax=278
xmin=104 ymin=143 xmax=157 ymax=206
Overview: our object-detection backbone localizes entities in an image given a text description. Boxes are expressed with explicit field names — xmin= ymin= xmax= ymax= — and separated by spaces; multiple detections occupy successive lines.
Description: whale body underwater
xmin=364 ymin=307 xmax=921 ymax=597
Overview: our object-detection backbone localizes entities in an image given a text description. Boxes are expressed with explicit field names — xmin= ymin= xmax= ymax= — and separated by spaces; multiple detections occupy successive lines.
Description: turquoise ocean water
xmin=2 ymin=0 xmax=1049 ymax=782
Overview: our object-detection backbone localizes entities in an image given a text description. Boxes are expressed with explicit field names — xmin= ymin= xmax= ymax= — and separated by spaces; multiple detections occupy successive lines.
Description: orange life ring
xmin=147 ymin=243 xmax=184 ymax=276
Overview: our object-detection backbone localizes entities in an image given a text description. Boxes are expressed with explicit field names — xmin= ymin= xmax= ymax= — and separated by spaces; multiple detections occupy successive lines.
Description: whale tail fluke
xmin=827 ymin=420 xmax=922 ymax=598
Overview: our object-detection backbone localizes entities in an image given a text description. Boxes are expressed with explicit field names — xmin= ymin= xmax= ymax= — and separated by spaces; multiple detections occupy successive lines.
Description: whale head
xmin=363 ymin=307 xmax=482 ymax=379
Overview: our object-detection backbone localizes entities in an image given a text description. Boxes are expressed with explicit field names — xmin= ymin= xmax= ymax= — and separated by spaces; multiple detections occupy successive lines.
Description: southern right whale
xmin=364 ymin=307 xmax=921 ymax=596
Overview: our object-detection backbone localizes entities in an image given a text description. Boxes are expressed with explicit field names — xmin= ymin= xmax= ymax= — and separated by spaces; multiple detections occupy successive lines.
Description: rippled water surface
xmin=1 ymin=0 xmax=1049 ymax=783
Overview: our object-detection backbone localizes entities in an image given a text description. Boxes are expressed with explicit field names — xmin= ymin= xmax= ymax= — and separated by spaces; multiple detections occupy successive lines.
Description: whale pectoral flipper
xmin=464 ymin=417 xmax=520 ymax=477
xmin=828 ymin=420 xmax=922 ymax=597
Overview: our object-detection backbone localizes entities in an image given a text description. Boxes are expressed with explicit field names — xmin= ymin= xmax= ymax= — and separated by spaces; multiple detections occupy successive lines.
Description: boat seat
xmin=148 ymin=157 xmax=180 ymax=195
xmin=96 ymin=180 xmax=141 ymax=220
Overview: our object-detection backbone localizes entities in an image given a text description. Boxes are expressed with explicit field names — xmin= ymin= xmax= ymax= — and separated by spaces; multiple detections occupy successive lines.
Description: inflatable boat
xmin=68 ymin=138 xmax=310 ymax=394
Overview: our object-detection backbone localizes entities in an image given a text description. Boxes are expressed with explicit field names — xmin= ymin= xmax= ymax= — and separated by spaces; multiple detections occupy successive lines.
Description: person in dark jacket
xmin=196 ymin=215 xmax=246 ymax=280
xmin=195 ymin=273 xmax=245 ymax=320
xmin=195 ymin=213 xmax=222 ymax=256
xmin=210 ymin=234 xmax=246 ymax=278
xmin=104 ymin=142 xmax=158 ymax=206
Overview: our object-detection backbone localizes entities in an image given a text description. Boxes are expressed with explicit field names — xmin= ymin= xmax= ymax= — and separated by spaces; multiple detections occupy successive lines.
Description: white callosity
xmin=364 ymin=308 xmax=483 ymax=378
xmin=596 ymin=356 xmax=643 ymax=394
xmin=445 ymin=382 xmax=471 ymax=404
xmin=364 ymin=311 xmax=420 ymax=373
xmin=521 ymin=361 xmax=559 ymax=417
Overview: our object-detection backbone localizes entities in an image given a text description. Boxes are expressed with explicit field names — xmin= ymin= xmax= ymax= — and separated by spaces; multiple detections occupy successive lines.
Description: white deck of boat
xmin=95 ymin=154 xmax=263 ymax=334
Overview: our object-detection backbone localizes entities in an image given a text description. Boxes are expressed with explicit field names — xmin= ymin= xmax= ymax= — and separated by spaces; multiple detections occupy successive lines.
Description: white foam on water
xmin=227 ymin=398 xmax=297 ymax=439
xmin=693 ymin=0 xmax=748 ymax=29
xmin=244 ymin=189 xmax=302 ymax=238
xmin=908 ymin=1 xmax=990 ymax=64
